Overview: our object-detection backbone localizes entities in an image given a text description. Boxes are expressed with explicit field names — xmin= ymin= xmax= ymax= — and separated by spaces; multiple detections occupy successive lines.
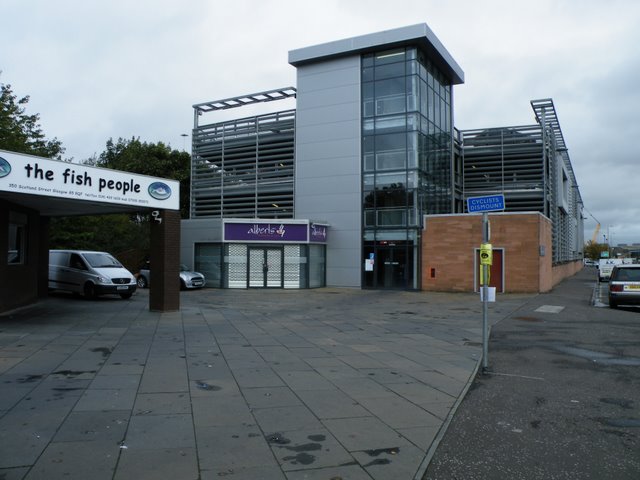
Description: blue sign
xmin=467 ymin=194 xmax=505 ymax=213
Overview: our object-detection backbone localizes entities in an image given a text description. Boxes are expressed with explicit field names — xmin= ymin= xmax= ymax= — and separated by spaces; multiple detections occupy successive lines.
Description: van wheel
xmin=83 ymin=282 xmax=96 ymax=299
xmin=137 ymin=276 xmax=148 ymax=288
xmin=120 ymin=293 xmax=132 ymax=299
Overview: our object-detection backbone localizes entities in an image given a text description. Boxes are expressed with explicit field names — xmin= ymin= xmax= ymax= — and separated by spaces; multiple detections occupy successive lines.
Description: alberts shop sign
xmin=0 ymin=150 xmax=179 ymax=210
xmin=223 ymin=220 xmax=329 ymax=244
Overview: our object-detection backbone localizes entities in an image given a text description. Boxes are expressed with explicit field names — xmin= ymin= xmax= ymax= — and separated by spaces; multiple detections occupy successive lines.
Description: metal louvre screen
xmin=226 ymin=244 xmax=247 ymax=288
xmin=266 ymin=249 xmax=282 ymax=287
xmin=191 ymin=110 xmax=295 ymax=219
xmin=283 ymin=245 xmax=303 ymax=289
xmin=462 ymin=126 xmax=546 ymax=212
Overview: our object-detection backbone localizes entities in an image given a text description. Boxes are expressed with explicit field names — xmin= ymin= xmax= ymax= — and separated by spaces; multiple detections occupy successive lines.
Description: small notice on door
xmin=365 ymin=259 xmax=374 ymax=271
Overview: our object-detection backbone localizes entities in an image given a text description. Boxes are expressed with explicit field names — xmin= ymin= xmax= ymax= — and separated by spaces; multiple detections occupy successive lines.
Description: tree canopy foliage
xmin=95 ymin=137 xmax=191 ymax=218
xmin=584 ymin=240 xmax=609 ymax=260
xmin=0 ymin=82 xmax=64 ymax=158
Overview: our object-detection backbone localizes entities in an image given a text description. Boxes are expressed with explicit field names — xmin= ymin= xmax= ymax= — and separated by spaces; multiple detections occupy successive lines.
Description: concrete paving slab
xmin=23 ymin=440 xmax=120 ymax=480
xmin=124 ymin=413 xmax=195 ymax=449
xmin=191 ymin=394 xmax=255 ymax=427
xmin=296 ymin=388 xmax=370 ymax=419
xmin=133 ymin=392 xmax=191 ymax=416
xmin=266 ymin=428 xmax=354 ymax=471
xmin=0 ymin=286 xmax=534 ymax=479
xmin=322 ymin=416 xmax=412 ymax=452
xmin=242 ymin=386 xmax=302 ymax=409
xmin=114 ymin=447 xmax=199 ymax=480
xmin=51 ymin=410 xmax=129 ymax=443
xmin=195 ymin=424 xmax=279 ymax=473
xmin=356 ymin=396 xmax=443 ymax=429
xmin=352 ymin=443 xmax=425 ymax=480
xmin=284 ymin=464 xmax=372 ymax=480
xmin=254 ymin=404 xmax=324 ymax=433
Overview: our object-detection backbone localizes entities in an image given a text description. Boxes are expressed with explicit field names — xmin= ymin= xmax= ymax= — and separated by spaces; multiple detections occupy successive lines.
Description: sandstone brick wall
xmin=422 ymin=212 xmax=554 ymax=293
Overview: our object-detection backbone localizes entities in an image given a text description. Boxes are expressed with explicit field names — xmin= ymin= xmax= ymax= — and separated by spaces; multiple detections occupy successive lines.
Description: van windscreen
xmin=83 ymin=253 xmax=122 ymax=268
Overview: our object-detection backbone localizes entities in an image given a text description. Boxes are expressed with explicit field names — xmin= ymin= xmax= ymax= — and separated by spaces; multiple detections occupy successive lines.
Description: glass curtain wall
xmin=361 ymin=47 xmax=453 ymax=289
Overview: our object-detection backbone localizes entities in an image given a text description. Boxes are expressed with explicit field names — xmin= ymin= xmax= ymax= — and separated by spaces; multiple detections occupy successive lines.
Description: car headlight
xmin=97 ymin=276 xmax=109 ymax=284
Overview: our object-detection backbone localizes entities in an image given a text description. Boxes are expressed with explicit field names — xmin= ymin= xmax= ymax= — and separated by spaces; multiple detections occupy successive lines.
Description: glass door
xmin=364 ymin=242 xmax=414 ymax=289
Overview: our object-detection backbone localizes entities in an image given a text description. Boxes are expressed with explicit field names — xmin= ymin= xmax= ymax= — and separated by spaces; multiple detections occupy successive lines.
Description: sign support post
xmin=482 ymin=212 xmax=489 ymax=372
xmin=467 ymin=194 xmax=505 ymax=373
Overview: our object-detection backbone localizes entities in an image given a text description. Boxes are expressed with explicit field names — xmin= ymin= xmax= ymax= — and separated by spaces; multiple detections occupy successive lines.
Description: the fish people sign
xmin=0 ymin=150 xmax=179 ymax=210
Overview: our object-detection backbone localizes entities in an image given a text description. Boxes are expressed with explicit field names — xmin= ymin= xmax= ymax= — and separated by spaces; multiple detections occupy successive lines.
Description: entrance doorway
xmin=248 ymin=247 xmax=283 ymax=288
xmin=364 ymin=242 xmax=414 ymax=289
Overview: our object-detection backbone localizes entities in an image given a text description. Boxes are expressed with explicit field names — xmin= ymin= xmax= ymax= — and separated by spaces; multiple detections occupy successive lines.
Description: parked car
xmin=49 ymin=250 xmax=137 ymax=299
xmin=608 ymin=264 xmax=640 ymax=308
xmin=137 ymin=264 xmax=206 ymax=289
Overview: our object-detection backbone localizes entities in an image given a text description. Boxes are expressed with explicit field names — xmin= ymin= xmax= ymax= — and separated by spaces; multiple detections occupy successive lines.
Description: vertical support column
xmin=149 ymin=209 xmax=181 ymax=312
xmin=38 ymin=216 xmax=50 ymax=299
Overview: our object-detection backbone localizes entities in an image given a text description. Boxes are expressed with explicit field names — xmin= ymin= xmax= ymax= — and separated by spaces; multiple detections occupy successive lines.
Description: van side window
xmin=70 ymin=254 xmax=87 ymax=270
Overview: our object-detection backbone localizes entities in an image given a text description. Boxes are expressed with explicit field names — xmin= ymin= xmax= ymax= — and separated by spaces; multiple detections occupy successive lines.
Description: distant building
xmin=180 ymin=23 xmax=583 ymax=292
xmin=460 ymin=98 xmax=584 ymax=265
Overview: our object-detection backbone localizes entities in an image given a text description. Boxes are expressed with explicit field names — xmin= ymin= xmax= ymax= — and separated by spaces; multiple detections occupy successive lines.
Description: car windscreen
xmin=613 ymin=268 xmax=640 ymax=281
xmin=83 ymin=253 xmax=122 ymax=268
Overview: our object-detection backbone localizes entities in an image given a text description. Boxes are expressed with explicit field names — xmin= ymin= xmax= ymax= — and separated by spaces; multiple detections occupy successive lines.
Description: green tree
xmin=0 ymin=81 xmax=64 ymax=158
xmin=96 ymin=137 xmax=191 ymax=218
xmin=584 ymin=241 xmax=609 ymax=260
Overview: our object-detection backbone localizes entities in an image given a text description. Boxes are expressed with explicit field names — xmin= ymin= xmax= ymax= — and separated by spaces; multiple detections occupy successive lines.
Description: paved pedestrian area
xmin=0 ymin=287 xmax=532 ymax=479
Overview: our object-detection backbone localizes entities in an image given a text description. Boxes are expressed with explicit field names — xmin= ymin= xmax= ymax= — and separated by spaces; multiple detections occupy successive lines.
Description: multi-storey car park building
xmin=180 ymin=23 xmax=584 ymax=292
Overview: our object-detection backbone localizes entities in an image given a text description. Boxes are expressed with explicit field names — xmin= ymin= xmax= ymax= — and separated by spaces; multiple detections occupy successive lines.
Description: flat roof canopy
xmin=0 ymin=150 xmax=180 ymax=216
xmin=288 ymin=23 xmax=464 ymax=85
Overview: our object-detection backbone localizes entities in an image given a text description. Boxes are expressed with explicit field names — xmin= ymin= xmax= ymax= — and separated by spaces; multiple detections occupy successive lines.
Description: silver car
xmin=608 ymin=264 xmax=640 ymax=308
xmin=137 ymin=264 xmax=206 ymax=289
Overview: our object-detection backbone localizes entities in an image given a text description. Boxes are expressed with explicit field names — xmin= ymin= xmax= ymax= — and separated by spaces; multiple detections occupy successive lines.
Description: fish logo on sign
xmin=0 ymin=157 xmax=11 ymax=178
xmin=148 ymin=182 xmax=172 ymax=200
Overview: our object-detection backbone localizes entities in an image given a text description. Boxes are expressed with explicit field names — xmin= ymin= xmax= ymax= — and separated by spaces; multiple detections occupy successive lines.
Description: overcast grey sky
xmin=2 ymin=0 xmax=639 ymax=244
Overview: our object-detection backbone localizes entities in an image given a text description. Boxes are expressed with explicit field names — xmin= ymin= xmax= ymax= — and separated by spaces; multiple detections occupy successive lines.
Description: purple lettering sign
xmin=309 ymin=223 xmax=328 ymax=243
xmin=225 ymin=222 xmax=308 ymax=242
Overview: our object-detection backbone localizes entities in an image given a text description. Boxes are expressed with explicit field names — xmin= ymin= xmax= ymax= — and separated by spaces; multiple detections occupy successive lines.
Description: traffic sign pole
xmin=482 ymin=212 xmax=489 ymax=372
xmin=467 ymin=194 xmax=505 ymax=373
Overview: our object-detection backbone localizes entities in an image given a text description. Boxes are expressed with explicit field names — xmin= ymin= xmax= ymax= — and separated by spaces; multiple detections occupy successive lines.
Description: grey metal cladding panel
xmin=296 ymin=84 xmax=361 ymax=110
xmin=295 ymin=68 xmax=360 ymax=95
xmin=295 ymin=55 xmax=359 ymax=77
xmin=295 ymin=101 xmax=359 ymax=128
xmin=296 ymin=138 xmax=359 ymax=161
xmin=289 ymin=23 xmax=464 ymax=84
xmin=296 ymin=175 xmax=360 ymax=197
xmin=296 ymin=157 xmax=360 ymax=183
xmin=326 ymin=263 xmax=361 ymax=287
xmin=181 ymin=219 xmax=223 ymax=243
xmin=296 ymin=192 xmax=361 ymax=216
xmin=296 ymin=121 xmax=360 ymax=145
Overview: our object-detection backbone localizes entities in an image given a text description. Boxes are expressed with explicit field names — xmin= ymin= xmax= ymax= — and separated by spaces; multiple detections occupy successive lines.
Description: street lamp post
xmin=180 ymin=133 xmax=189 ymax=152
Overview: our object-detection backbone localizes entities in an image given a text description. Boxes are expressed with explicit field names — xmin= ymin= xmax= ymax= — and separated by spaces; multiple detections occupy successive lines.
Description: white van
xmin=48 ymin=250 xmax=137 ymax=299
xmin=598 ymin=258 xmax=623 ymax=282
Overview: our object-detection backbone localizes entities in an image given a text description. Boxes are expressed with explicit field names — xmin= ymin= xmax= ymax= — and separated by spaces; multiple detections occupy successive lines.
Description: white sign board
xmin=0 ymin=150 xmax=179 ymax=211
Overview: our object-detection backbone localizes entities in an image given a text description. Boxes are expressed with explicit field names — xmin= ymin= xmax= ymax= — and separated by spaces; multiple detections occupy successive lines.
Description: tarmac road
xmin=424 ymin=267 xmax=640 ymax=480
